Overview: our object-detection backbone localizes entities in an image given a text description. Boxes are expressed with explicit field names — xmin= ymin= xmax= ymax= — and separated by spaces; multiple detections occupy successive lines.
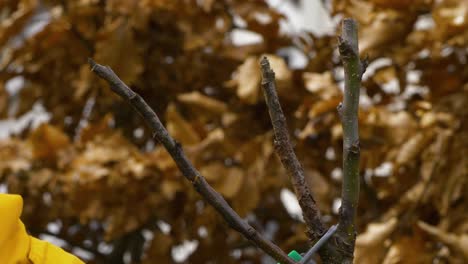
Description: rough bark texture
xmin=260 ymin=57 xmax=326 ymax=241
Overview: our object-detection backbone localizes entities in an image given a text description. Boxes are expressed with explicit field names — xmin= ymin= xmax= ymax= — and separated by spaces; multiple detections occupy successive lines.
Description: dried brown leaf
xmin=94 ymin=18 xmax=143 ymax=85
xmin=354 ymin=218 xmax=398 ymax=264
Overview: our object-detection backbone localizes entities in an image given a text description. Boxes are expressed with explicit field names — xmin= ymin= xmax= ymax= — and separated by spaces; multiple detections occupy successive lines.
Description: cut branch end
xmin=260 ymin=56 xmax=275 ymax=84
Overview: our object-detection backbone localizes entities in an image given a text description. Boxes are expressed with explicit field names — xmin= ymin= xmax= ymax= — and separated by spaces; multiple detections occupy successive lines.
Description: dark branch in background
xmin=336 ymin=18 xmax=364 ymax=263
xmin=87 ymin=59 xmax=296 ymax=264
xmin=260 ymin=57 xmax=326 ymax=241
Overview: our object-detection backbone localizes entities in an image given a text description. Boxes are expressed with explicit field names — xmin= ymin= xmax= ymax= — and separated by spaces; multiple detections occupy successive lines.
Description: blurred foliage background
xmin=0 ymin=0 xmax=466 ymax=263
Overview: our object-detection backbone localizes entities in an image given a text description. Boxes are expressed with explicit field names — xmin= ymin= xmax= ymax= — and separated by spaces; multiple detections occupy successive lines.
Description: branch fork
xmin=260 ymin=18 xmax=364 ymax=264
xmin=88 ymin=17 xmax=364 ymax=264
xmin=88 ymin=58 xmax=296 ymax=264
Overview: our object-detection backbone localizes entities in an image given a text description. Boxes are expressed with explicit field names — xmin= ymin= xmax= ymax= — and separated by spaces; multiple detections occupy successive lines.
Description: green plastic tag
xmin=277 ymin=250 xmax=302 ymax=263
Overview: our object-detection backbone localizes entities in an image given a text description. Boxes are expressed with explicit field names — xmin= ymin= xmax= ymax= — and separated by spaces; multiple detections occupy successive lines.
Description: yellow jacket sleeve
xmin=0 ymin=194 xmax=84 ymax=264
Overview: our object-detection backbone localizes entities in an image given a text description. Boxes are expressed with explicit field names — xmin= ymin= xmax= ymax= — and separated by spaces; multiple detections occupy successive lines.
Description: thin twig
xmin=88 ymin=58 xmax=295 ymax=264
xmin=300 ymin=225 xmax=338 ymax=264
xmin=336 ymin=18 xmax=364 ymax=262
xmin=260 ymin=57 xmax=326 ymax=241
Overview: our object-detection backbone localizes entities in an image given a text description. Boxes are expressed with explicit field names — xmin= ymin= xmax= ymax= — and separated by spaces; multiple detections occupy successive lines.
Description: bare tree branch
xmin=260 ymin=57 xmax=326 ymax=241
xmin=88 ymin=58 xmax=295 ymax=264
xmin=259 ymin=57 xmax=349 ymax=263
xmin=258 ymin=19 xmax=364 ymax=263
xmin=336 ymin=18 xmax=364 ymax=263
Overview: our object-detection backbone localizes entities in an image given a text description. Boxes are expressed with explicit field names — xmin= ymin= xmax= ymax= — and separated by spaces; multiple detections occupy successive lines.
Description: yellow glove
xmin=0 ymin=194 xmax=84 ymax=264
